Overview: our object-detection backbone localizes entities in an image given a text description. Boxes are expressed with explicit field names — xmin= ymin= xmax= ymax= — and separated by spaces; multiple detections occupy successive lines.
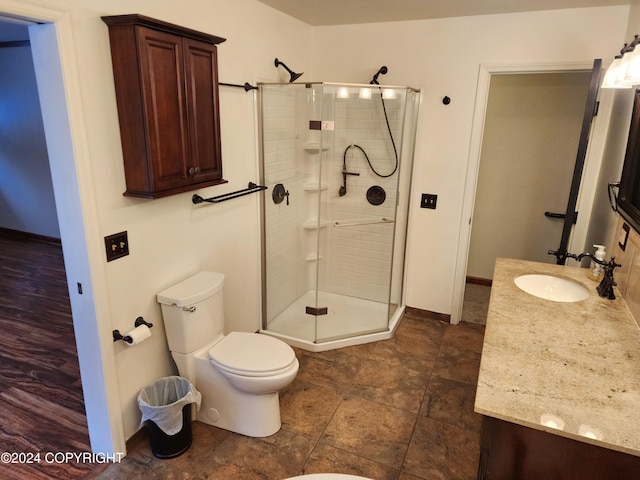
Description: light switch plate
xmin=105 ymin=231 xmax=129 ymax=262
xmin=421 ymin=193 xmax=438 ymax=209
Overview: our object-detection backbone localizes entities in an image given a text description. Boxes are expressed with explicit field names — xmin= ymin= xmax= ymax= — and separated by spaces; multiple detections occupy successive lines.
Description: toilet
xmin=157 ymin=271 xmax=299 ymax=437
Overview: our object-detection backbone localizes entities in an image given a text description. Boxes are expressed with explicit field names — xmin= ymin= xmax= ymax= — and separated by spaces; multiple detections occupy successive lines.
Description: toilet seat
xmin=209 ymin=332 xmax=296 ymax=377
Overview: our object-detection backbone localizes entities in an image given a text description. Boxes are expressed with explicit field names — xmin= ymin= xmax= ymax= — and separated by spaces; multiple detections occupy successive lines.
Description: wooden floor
xmin=0 ymin=230 xmax=101 ymax=479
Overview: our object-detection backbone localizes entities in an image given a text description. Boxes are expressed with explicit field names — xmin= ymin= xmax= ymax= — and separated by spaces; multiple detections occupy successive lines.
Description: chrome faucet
xmin=563 ymin=252 xmax=622 ymax=300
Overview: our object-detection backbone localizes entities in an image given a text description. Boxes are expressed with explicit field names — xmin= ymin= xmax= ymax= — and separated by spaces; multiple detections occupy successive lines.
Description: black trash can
xmin=144 ymin=404 xmax=192 ymax=459
xmin=137 ymin=376 xmax=201 ymax=459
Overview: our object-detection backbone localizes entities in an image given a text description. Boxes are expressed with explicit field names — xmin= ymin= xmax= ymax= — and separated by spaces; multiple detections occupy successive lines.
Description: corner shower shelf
xmin=303 ymin=142 xmax=329 ymax=152
xmin=305 ymin=252 xmax=323 ymax=261
xmin=302 ymin=219 xmax=331 ymax=229
xmin=303 ymin=182 xmax=328 ymax=192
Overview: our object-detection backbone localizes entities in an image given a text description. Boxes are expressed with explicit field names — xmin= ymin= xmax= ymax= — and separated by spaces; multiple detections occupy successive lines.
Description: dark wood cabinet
xmin=102 ymin=14 xmax=227 ymax=198
xmin=478 ymin=416 xmax=640 ymax=480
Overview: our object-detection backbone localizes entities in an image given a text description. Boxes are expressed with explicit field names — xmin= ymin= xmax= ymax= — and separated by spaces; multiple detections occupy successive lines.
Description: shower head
xmin=274 ymin=58 xmax=304 ymax=83
xmin=370 ymin=66 xmax=388 ymax=85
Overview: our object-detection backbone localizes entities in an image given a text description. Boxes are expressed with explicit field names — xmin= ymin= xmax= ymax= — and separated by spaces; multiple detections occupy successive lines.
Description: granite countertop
xmin=475 ymin=258 xmax=640 ymax=456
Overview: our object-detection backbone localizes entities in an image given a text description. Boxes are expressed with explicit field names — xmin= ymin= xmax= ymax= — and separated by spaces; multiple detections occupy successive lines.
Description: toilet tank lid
xmin=156 ymin=271 xmax=225 ymax=307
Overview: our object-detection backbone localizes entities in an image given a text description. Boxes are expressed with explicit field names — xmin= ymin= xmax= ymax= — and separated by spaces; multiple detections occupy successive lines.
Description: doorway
xmin=0 ymin=2 xmax=122 ymax=455
xmin=451 ymin=63 xmax=612 ymax=324
xmin=462 ymin=72 xmax=591 ymax=323
xmin=0 ymin=20 xmax=91 ymax=462
xmin=468 ymin=72 xmax=591 ymax=277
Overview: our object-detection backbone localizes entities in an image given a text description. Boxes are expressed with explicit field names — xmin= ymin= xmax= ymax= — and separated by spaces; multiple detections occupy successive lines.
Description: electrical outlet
xmin=105 ymin=231 xmax=129 ymax=262
xmin=421 ymin=193 xmax=438 ymax=209
xmin=619 ymin=223 xmax=630 ymax=251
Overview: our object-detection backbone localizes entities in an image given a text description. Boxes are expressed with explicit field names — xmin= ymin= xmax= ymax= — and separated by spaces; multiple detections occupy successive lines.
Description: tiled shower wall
xmin=262 ymin=86 xmax=406 ymax=321
xmin=327 ymin=93 xmax=404 ymax=302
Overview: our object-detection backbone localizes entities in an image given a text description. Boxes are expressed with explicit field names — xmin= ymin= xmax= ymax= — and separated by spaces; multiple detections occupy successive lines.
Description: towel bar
xmin=219 ymin=81 xmax=257 ymax=91
xmin=192 ymin=182 xmax=267 ymax=204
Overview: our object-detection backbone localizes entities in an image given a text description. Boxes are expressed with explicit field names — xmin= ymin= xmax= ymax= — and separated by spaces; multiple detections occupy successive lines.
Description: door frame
xmin=451 ymin=61 xmax=615 ymax=324
xmin=0 ymin=1 xmax=124 ymax=454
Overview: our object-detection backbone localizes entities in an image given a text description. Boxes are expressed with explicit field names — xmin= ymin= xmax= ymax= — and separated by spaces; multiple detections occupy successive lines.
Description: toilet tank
xmin=156 ymin=271 xmax=225 ymax=354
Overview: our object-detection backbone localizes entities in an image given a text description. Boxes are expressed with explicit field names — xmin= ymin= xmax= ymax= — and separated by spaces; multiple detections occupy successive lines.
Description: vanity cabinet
xmin=102 ymin=14 xmax=227 ymax=198
xmin=478 ymin=416 xmax=640 ymax=479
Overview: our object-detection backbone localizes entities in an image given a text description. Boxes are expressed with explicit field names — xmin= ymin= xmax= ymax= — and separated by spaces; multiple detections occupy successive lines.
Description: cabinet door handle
xmin=195 ymin=166 xmax=201 ymax=174
xmin=188 ymin=167 xmax=196 ymax=176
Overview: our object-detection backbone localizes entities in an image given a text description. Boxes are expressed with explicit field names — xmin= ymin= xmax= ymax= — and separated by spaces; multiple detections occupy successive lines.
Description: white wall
xmin=5 ymin=0 xmax=311 ymax=442
xmin=91 ymin=0 xmax=311 ymax=440
xmin=312 ymin=7 xmax=630 ymax=314
xmin=0 ymin=43 xmax=60 ymax=237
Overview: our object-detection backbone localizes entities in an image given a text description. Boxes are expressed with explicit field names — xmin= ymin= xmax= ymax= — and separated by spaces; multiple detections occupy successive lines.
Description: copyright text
xmin=1 ymin=451 xmax=124 ymax=464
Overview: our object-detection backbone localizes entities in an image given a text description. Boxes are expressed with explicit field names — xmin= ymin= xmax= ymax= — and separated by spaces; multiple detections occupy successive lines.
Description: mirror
xmin=618 ymin=89 xmax=640 ymax=233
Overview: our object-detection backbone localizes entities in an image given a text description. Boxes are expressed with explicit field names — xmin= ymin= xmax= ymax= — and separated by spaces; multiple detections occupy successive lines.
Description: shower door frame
xmin=258 ymin=82 xmax=420 ymax=350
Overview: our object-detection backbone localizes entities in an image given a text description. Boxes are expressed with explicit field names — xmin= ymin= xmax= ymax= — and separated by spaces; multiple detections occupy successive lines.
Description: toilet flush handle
xmin=182 ymin=306 xmax=196 ymax=312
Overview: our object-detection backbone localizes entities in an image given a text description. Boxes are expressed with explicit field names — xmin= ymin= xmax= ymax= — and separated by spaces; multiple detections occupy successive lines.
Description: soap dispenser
xmin=587 ymin=244 xmax=606 ymax=281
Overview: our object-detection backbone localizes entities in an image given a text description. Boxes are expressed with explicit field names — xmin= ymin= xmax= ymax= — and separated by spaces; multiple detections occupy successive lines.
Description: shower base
xmin=262 ymin=290 xmax=403 ymax=352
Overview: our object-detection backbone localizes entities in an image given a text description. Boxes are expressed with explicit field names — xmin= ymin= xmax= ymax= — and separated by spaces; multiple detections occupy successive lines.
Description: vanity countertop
xmin=475 ymin=257 xmax=640 ymax=457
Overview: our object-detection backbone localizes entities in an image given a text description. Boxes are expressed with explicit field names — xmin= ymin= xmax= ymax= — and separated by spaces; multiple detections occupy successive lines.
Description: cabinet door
xmin=183 ymin=38 xmax=223 ymax=183
xmin=137 ymin=26 xmax=190 ymax=192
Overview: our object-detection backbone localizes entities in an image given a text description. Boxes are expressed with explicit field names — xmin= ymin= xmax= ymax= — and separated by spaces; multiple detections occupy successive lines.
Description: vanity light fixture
xmin=602 ymin=35 xmax=640 ymax=88
xmin=601 ymin=54 xmax=632 ymax=89
xmin=621 ymin=38 xmax=640 ymax=85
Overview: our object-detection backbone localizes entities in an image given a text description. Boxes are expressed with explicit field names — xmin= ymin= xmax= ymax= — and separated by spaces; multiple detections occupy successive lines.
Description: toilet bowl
xmin=209 ymin=331 xmax=299 ymax=394
xmin=157 ymin=271 xmax=299 ymax=437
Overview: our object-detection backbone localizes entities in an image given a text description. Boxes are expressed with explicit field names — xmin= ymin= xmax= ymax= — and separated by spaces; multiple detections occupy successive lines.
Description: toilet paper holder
xmin=113 ymin=316 xmax=154 ymax=343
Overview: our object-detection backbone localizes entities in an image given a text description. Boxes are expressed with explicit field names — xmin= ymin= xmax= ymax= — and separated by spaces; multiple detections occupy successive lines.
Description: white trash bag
xmin=137 ymin=376 xmax=202 ymax=435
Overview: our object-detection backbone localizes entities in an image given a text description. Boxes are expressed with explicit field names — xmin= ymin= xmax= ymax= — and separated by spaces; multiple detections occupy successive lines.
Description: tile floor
xmin=94 ymin=311 xmax=485 ymax=480
xmin=461 ymin=283 xmax=491 ymax=325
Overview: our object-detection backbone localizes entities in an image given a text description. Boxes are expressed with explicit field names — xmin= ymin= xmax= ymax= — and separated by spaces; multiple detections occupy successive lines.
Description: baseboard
xmin=404 ymin=306 xmax=451 ymax=324
xmin=466 ymin=276 xmax=492 ymax=287
xmin=0 ymin=227 xmax=61 ymax=245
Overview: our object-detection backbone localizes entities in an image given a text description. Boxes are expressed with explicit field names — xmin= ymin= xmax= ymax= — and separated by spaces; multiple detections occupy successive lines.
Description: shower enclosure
xmin=258 ymin=82 xmax=420 ymax=351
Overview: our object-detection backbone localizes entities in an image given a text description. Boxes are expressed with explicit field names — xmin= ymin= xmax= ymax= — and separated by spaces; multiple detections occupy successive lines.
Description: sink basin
xmin=514 ymin=274 xmax=590 ymax=302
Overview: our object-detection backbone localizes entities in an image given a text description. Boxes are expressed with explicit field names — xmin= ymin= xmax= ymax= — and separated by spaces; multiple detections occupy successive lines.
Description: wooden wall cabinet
xmin=102 ymin=14 xmax=227 ymax=198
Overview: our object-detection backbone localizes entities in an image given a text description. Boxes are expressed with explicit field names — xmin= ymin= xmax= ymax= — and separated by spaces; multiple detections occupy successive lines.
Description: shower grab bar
xmin=192 ymin=182 xmax=267 ymax=204
xmin=333 ymin=217 xmax=395 ymax=227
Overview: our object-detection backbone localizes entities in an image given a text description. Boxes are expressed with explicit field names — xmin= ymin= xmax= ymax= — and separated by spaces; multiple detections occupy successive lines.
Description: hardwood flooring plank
xmin=0 ymin=461 xmax=58 ymax=480
xmin=0 ymin=231 xmax=94 ymax=479
xmin=0 ymin=388 xmax=89 ymax=448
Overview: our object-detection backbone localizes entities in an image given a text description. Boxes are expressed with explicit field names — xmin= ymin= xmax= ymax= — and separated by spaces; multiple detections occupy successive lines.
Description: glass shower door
xmin=260 ymin=82 xmax=419 ymax=347
xmin=313 ymin=83 xmax=407 ymax=343
xmin=260 ymin=83 xmax=324 ymax=343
